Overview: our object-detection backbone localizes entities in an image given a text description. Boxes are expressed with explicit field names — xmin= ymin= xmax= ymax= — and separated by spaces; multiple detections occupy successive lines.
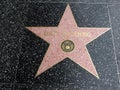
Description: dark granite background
xmin=0 ymin=0 xmax=120 ymax=90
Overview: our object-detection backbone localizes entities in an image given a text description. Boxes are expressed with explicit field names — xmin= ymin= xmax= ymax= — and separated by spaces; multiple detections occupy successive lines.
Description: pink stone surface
xmin=26 ymin=5 xmax=110 ymax=78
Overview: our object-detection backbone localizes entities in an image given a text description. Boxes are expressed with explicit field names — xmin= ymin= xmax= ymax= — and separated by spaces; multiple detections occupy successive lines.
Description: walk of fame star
xmin=26 ymin=5 xmax=110 ymax=78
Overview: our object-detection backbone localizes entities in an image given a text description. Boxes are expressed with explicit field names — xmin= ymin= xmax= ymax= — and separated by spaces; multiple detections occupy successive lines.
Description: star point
xmin=58 ymin=5 xmax=78 ymax=28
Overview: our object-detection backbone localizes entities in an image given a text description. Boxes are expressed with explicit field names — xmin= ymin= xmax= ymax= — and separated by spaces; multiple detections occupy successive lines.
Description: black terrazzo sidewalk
xmin=0 ymin=0 xmax=120 ymax=90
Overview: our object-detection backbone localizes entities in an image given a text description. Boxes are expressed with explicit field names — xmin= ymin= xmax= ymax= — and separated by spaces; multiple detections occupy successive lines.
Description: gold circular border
xmin=61 ymin=40 xmax=75 ymax=52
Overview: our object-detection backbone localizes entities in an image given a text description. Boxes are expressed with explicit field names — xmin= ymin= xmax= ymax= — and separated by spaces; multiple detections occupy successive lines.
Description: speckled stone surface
xmin=0 ymin=0 xmax=120 ymax=90
xmin=27 ymin=0 xmax=107 ymax=3
xmin=108 ymin=4 xmax=120 ymax=81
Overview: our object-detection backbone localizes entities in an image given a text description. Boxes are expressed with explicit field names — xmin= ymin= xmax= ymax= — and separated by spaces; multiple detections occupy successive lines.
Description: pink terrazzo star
xmin=27 ymin=5 xmax=110 ymax=78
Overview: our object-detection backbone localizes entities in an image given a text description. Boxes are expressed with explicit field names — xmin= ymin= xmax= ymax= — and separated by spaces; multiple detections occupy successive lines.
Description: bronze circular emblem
xmin=61 ymin=40 xmax=75 ymax=52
